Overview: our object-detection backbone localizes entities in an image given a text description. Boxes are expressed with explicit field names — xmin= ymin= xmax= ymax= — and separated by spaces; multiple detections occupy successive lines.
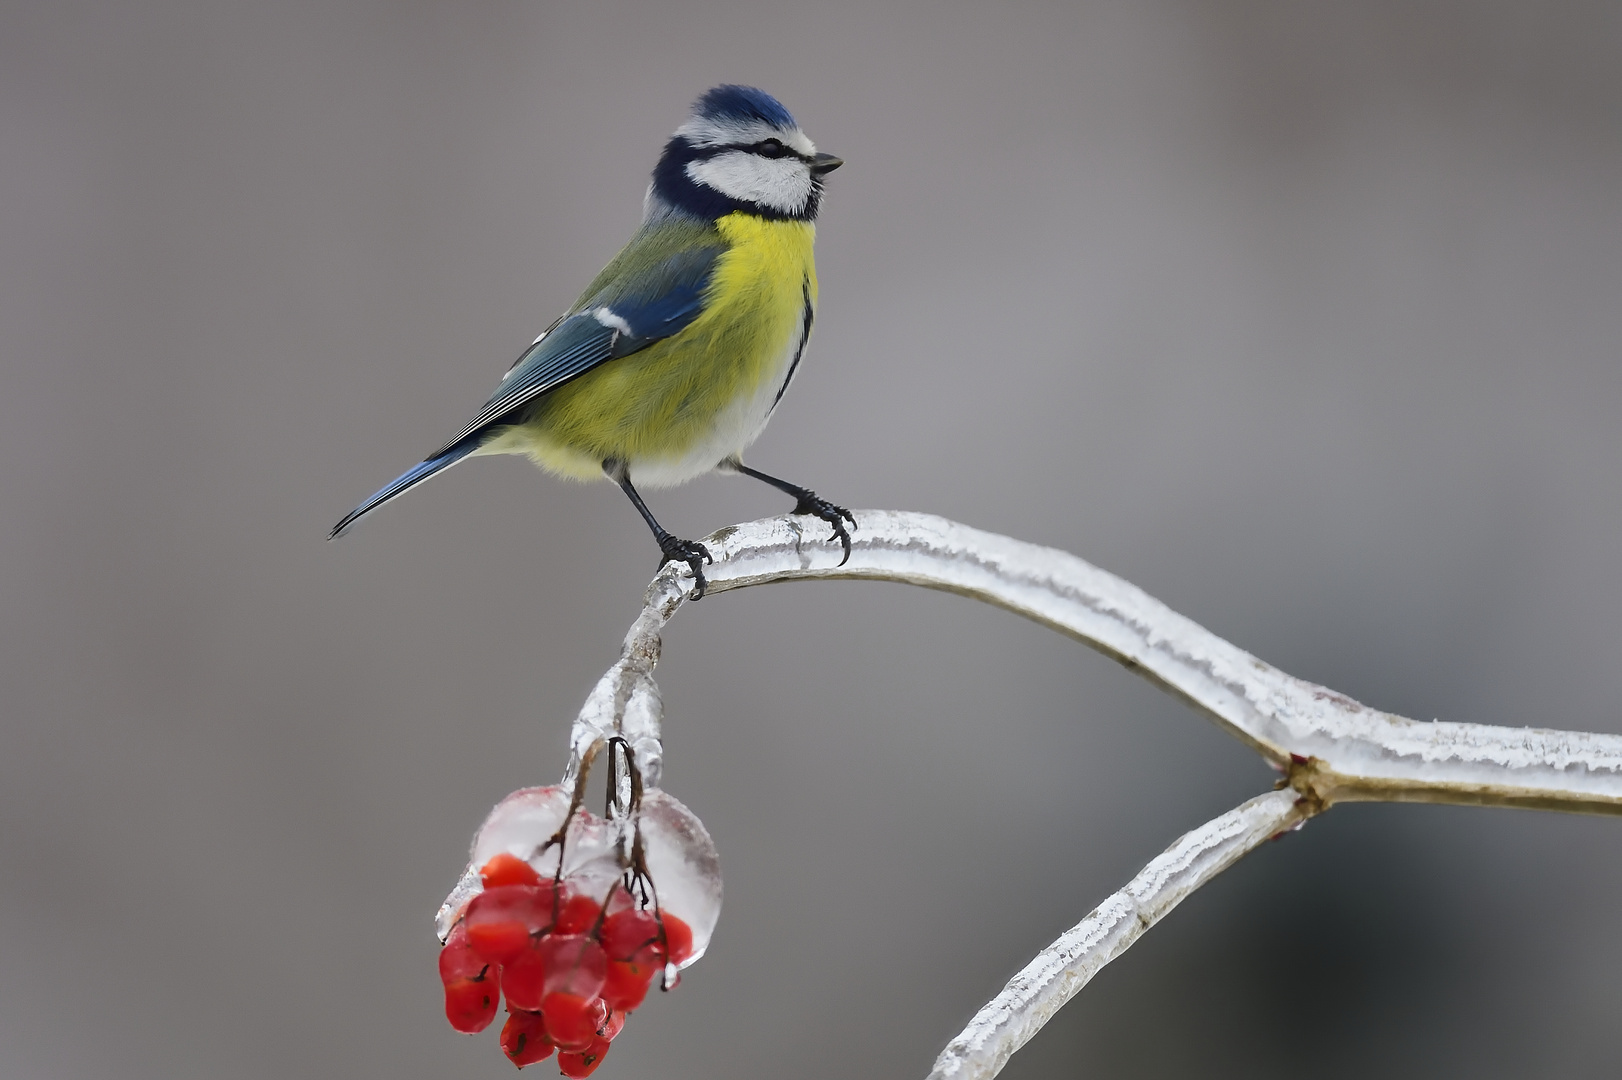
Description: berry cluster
xmin=440 ymin=852 xmax=695 ymax=1074
xmin=436 ymin=770 xmax=728 ymax=1075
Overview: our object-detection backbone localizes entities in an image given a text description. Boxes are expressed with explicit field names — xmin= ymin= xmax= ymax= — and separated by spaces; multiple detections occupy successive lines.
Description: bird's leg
xmin=604 ymin=459 xmax=713 ymax=598
xmin=720 ymin=456 xmax=856 ymax=565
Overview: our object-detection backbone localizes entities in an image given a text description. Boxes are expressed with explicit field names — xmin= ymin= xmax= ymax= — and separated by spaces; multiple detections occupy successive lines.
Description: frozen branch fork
xmin=561 ymin=510 xmax=1622 ymax=1079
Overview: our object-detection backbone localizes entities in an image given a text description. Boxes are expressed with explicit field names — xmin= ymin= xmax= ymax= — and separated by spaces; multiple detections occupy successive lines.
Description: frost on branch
xmin=434 ymin=740 xmax=721 ymax=1074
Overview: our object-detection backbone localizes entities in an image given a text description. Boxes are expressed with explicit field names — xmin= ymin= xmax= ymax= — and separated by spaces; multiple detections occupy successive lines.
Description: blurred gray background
xmin=3 ymin=2 xmax=1620 ymax=1077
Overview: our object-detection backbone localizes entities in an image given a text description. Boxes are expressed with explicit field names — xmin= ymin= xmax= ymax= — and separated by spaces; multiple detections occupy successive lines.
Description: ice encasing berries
xmin=599 ymin=910 xmax=658 ymax=961
xmin=554 ymin=891 xmax=602 ymax=936
xmin=434 ymin=784 xmax=722 ymax=1071
xmin=465 ymin=882 xmax=557 ymax=965
xmin=499 ymin=941 xmax=550 ymax=1013
xmin=538 ymin=935 xmax=606 ymax=999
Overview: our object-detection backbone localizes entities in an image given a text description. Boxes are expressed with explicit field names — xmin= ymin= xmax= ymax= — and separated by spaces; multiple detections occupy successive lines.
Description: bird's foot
xmin=658 ymin=535 xmax=714 ymax=598
xmin=791 ymin=494 xmax=857 ymax=565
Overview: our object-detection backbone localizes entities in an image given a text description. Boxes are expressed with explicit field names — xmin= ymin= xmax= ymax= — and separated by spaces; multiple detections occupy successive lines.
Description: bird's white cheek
xmin=686 ymin=152 xmax=812 ymax=215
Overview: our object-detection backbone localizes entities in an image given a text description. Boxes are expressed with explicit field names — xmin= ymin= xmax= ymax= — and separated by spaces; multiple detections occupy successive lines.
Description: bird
xmin=330 ymin=85 xmax=853 ymax=596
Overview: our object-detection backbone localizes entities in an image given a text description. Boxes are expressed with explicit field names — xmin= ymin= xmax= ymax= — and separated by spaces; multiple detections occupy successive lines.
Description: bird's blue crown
xmin=692 ymin=84 xmax=797 ymax=129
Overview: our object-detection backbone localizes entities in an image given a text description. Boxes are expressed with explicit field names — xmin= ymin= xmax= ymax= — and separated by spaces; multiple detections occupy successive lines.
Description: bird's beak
xmin=810 ymin=152 xmax=844 ymax=175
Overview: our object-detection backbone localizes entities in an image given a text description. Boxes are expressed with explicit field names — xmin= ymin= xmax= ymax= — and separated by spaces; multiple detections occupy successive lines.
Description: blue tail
xmin=329 ymin=437 xmax=482 ymax=539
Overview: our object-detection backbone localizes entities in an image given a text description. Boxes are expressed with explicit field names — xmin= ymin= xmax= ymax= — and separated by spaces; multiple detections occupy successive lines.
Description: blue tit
xmin=330 ymin=85 xmax=850 ymax=596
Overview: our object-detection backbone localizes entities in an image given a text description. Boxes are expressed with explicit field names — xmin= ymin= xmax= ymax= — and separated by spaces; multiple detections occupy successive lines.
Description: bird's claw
xmin=792 ymin=494 xmax=857 ymax=566
xmin=658 ymin=536 xmax=714 ymax=598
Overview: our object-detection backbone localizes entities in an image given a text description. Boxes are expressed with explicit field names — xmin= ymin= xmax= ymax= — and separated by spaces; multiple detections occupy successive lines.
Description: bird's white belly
xmin=626 ymin=326 xmax=805 ymax=489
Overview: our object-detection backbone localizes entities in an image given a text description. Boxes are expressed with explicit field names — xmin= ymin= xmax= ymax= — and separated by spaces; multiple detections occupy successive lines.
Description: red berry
xmin=438 ymin=924 xmax=501 ymax=1032
xmin=557 ymin=1036 xmax=611 ymax=1078
xmin=538 ymin=934 xmax=607 ymax=1000
xmin=660 ymin=912 xmax=694 ymax=966
xmin=601 ymin=908 xmax=694 ymax=966
xmin=555 ymin=890 xmax=602 ymax=936
xmin=501 ymin=945 xmax=549 ymax=1012
xmin=465 ymin=884 xmax=555 ymax=965
xmin=443 ymin=976 xmax=499 ymax=1034
xmin=445 ymin=981 xmax=498 ymax=1033
xmin=541 ymin=992 xmax=603 ymax=1051
xmin=600 ymin=910 xmax=661 ymax=962
xmin=499 ymin=1010 xmax=554 ymax=1068
xmin=480 ymin=853 xmax=542 ymax=890
xmin=601 ymin=959 xmax=656 ymax=1011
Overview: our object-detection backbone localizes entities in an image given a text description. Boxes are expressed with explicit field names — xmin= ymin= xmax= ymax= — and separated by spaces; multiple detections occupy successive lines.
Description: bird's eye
xmin=754 ymin=138 xmax=789 ymax=158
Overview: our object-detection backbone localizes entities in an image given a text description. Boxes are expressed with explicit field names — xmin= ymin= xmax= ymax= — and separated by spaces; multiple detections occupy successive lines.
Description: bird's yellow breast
xmin=502 ymin=214 xmax=818 ymax=484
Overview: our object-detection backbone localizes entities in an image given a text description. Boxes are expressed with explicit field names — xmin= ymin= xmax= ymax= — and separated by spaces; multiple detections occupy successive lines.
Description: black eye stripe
xmin=708 ymin=137 xmax=809 ymax=161
xmin=685 ymin=136 xmax=811 ymax=163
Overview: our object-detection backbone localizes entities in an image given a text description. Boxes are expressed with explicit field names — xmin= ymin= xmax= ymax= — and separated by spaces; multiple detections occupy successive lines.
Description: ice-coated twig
xmin=559 ymin=509 xmax=1622 ymax=1079
xmin=598 ymin=510 xmax=1622 ymax=814
xmin=927 ymin=788 xmax=1311 ymax=1080
xmin=564 ymin=565 xmax=690 ymax=791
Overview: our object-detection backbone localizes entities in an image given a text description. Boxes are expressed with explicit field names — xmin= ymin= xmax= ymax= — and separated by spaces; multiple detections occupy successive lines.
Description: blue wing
xmin=330 ymin=242 xmax=723 ymax=538
xmin=433 ymin=243 xmax=724 ymax=455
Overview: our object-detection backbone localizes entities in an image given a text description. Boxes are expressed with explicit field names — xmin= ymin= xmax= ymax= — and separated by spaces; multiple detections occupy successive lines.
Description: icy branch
xmin=927 ymin=788 xmax=1310 ymax=1080
xmin=560 ymin=509 xmax=1622 ymax=1078
xmin=572 ymin=509 xmax=1622 ymax=815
